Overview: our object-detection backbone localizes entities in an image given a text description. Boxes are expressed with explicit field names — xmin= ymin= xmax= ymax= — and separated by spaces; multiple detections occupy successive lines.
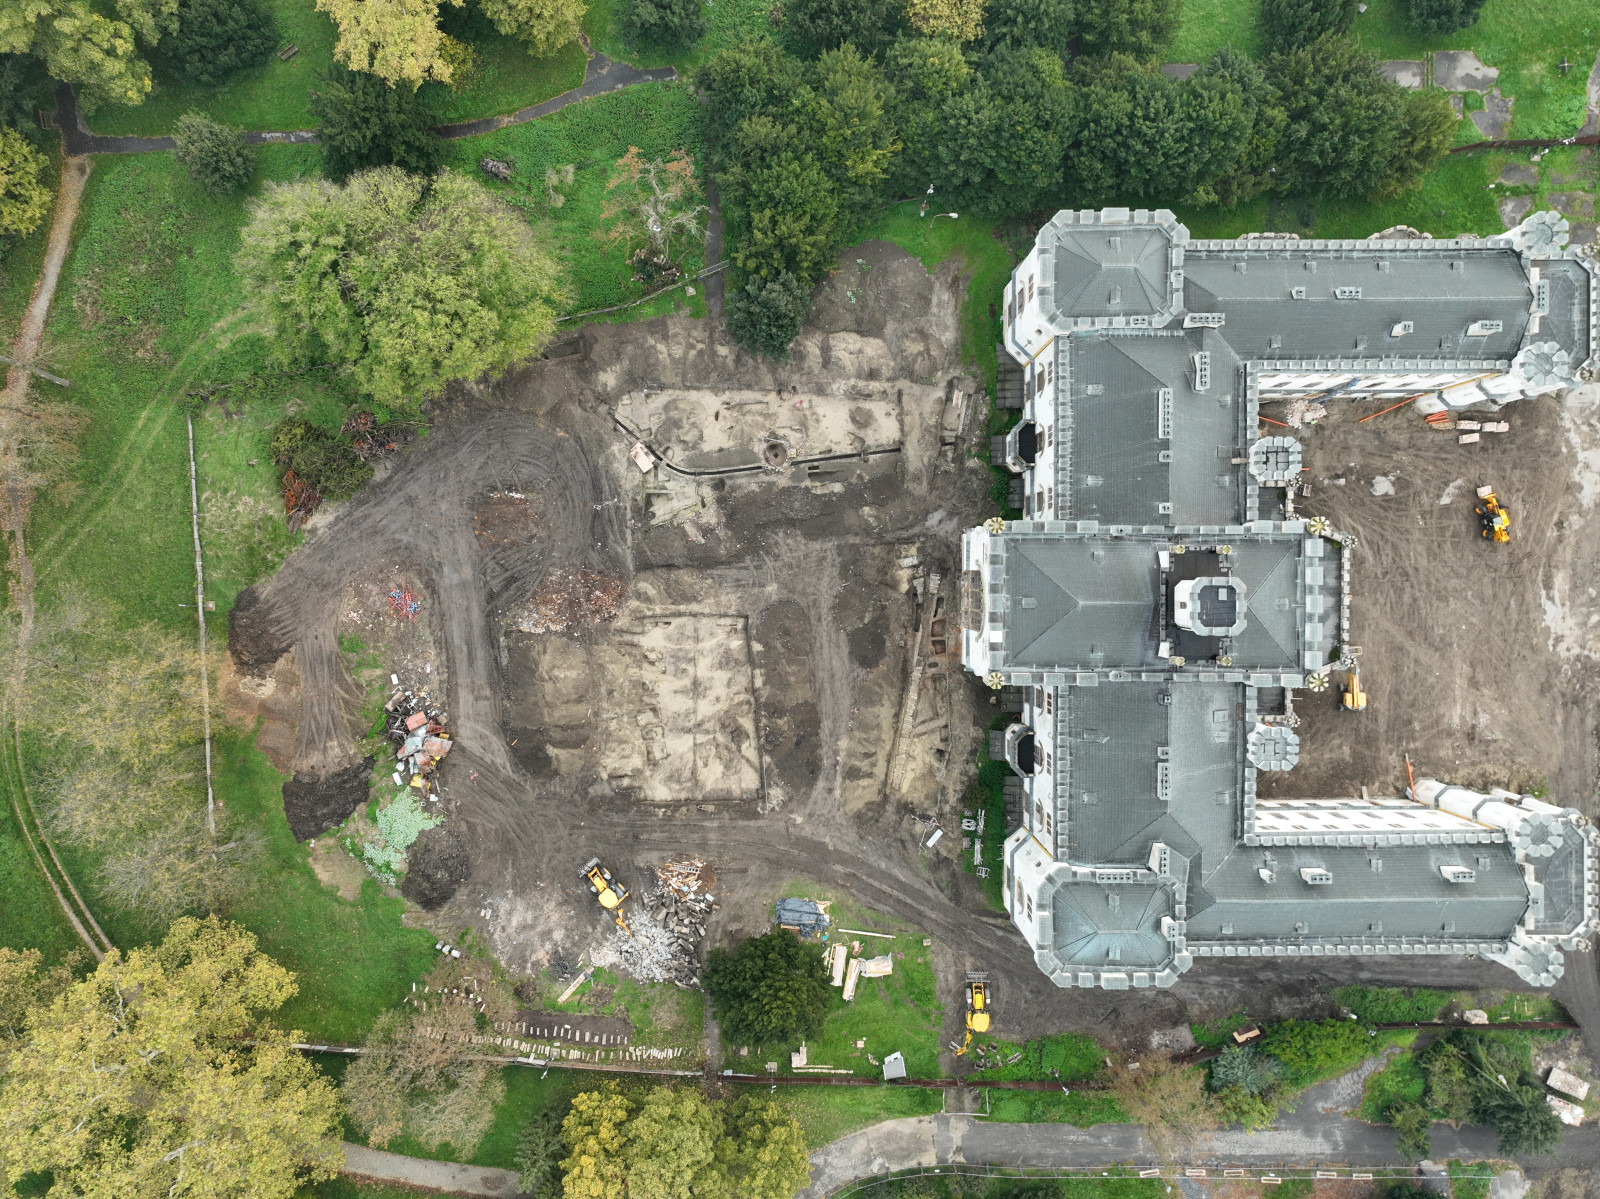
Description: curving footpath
xmin=51 ymin=47 xmax=675 ymax=157
xmin=342 ymin=1143 xmax=523 ymax=1196
xmin=799 ymin=1062 xmax=1600 ymax=1197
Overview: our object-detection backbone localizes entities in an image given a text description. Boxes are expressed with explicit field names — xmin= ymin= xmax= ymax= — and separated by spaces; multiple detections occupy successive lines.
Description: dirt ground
xmin=223 ymin=240 xmax=1600 ymax=1066
xmin=1259 ymin=387 xmax=1600 ymax=808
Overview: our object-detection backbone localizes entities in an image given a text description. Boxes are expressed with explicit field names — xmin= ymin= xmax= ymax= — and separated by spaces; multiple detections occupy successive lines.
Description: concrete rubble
xmin=595 ymin=859 xmax=714 ymax=987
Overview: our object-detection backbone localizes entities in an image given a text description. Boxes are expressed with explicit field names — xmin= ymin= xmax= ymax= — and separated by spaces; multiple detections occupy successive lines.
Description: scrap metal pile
xmin=384 ymin=689 xmax=452 ymax=802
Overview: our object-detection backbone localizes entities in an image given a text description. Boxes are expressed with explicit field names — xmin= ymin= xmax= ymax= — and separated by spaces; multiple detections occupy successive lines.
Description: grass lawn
xmin=540 ymin=965 xmax=707 ymax=1054
xmin=1358 ymin=1048 xmax=1427 ymax=1122
xmin=89 ymin=0 xmax=586 ymax=136
xmin=738 ymin=1082 xmax=943 ymax=1148
xmin=961 ymin=1033 xmax=1106 ymax=1085
xmin=447 ymin=80 xmax=710 ymax=322
xmin=1169 ymin=0 xmax=1263 ymax=63
xmin=981 ymin=1088 xmax=1127 ymax=1126
xmin=1347 ymin=0 xmax=1599 ymax=140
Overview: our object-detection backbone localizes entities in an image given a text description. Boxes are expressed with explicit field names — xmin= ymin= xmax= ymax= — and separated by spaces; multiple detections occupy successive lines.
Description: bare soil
xmin=281 ymin=757 xmax=374 ymax=841
xmin=226 ymin=241 xmax=1600 ymax=1061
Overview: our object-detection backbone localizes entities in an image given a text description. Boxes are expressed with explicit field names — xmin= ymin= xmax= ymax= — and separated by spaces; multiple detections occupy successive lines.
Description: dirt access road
xmin=227 ymin=242 xmax=1600 ymax=1060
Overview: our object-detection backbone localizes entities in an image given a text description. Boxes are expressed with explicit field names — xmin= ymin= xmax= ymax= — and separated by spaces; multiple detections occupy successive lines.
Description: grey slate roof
xmin=1538 ymin=258 xmax=1594 ymax=366
xmin=1183 ymin=249 xmax=1532 ymax=362
xmin=1051 ymin=877 xmax=1174 ymax=966
xmin=1052 ymin=225 xmax=1173 ymax=319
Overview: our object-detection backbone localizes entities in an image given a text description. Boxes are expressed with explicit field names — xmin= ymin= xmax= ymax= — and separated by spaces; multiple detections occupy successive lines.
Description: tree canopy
xmin=1259 ymin=0 xmax=1358 ymax=54
xmin=0 ymin=0 xmax=152 ymax=109
xmin=621 ymin=0 xmax=705 ymax=50
xmin=158 ymin=0 xmax=277 ymax=86
xmin=475 ymin=0 xmax=585 ymax=56
xmin=0 ymin=918 xmax=342 ymax=1197
xmin=0 ymin=126 xmax=49 ymax=237
xmin=315 ymin=0 xmax=463 ymax=87
xmin=557 ymin=1085 xmax=809 ymax=1199
xmin=309 ymin=62 xmax=444 ymax=181
xmin=702 ymin=929 xmax=831 ymax=1044
xmin=1408 ymin=0 xmax=1487 ymax=34
xmin=237 ymin=166 xmax=567 ymax=413
xmin=173 ymin=110 xmax=253 ymax=192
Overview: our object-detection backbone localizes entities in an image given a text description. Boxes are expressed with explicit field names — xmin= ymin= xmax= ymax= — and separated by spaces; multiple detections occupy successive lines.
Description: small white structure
xmin=881 ymin=1051 xmax=907 ymax=1082
xmin=1548 ymin=1066 xmax=1591 ymax=1101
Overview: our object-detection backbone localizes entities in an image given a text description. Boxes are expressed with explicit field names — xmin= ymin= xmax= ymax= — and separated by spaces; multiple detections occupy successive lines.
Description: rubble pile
xmin=511 ymin=568 xmax=624 ymax=633
xmin=384 ymin=688 xmax=452 ymax=803
xmin=592 ymin=919 xmax=687 ymax=986
xmin=474 ymin=490 xmax=541 ymax=546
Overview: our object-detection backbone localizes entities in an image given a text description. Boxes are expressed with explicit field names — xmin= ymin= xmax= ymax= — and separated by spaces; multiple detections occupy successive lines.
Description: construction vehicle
xmin=954 ymin=973 xmax=991 ymax=1056
xmin=1341 ymin=669 xmax=1367 ymax=713
xmin=1474 ymin=485 xmax=1511 ymax=544
xmin=580 ymin=858 xmax=632 ymax=936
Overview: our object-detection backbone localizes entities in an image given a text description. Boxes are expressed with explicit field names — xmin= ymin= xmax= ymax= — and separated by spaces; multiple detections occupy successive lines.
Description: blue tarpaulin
xmin=775 ymin=897 xmax=829 ymax=938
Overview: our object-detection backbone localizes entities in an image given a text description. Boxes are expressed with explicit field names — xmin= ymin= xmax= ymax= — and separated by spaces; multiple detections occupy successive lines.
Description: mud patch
xmin=752 ymin=600 xmax=821 ymax=799
xmin=282 ymin=757 xmax=374 ymax=841
xmin=217 ymin=652 xmax=300 ymax=774
xmin=401 ymin=823 xmax=472 ymax=910
xmin=510 ymin=568 xmax=625 ymax=633
xmin=308 ymin=837 xmax=367 ymax=900
xmin=473 ymin=490 xmax=544 ymax=546
xmin=227 ymin=584 xmax=292 ymax=672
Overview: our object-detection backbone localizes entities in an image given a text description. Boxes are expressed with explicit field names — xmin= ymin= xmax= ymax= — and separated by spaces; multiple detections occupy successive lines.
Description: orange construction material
xmin=1358 ymin=394 xmax=1428 ymax=424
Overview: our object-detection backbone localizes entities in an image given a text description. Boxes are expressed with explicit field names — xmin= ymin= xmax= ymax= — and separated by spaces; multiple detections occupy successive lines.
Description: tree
xmin=1257 ymin=1018 xmax=1372 ymax=1084
xmin=1193 ymin=47 xmax=1283 ymax=205
xmin=703 ymin=929 xmax=830 ymax=1043
xmin=624 ymin=1086 xmax=727 ymax=1198
xmin=0 ymin=126 xmax=49 ymax=237
xmin=0 ymin=947 xmax=79 ymax=1045
xmin=0 ymin=0 xmax=152 ymax=110
xmin=1407 ymin=0 xmax=1486 ymax=34
xmin=779 ymin=0 xmax=903 ymax=58
xmin=315 ymin=0 xmax=461 ymax=87
xmin=1388 ymin=1100 xmax=1433 ymax=1161
xmin=561 ymin=1085 xmax=634 ymax=1199
xmin=721 ymin=117 xmax=841 ymax=283
xmin=237 ymin=166 xmax=566 ymax=411
xmin=1264 ymin=36 xmax=1422 ymax=198
xmin=342 ymin=1004 xmax=506 ymax=1155
xmin=931 ymin=46 xmax=1069 ymax=216
xmin=979 ymin=0 xmax=1075 ymax=58
xmin=1073 ymin=0 xmax=1179 ymax=58
xmin=1260 ymin=0 xmax=1357 ymax=54
xmin=701 ymin=35 xmax=806 ymax=151
xmin=516 ymin=1102 xmax=569 ymax=1195
xmin=1474 ymin=1079 xmax=1563 ymax=1155
xmin=1208 ymin=1045 xmax=1283 ymax=1095
xmin=159 ymin=0 xmax=276 ymax=85
xmin=602 ymin=146 xmax=709 ymax=283
xmin=716 ymin=1096 xmax=810 ymax=1198
xmin=477 ymin=0 xmax=585 ymax=55
xmin=0 ymin=917 xmax=342 ymax=1197
xmin=1107 ymin=1056 xmax=1218 ymax=1158
xmin=904 ymin=0 xmax=984 ymax=43
xmin=726 ymin=271 xmax=811 ymax=356
xmin=173 ymin=110 xmax=253 ymax=193
xmin=309 ymin=63 xmax=443 ymax=181
xmin=621 ymin=0 xmax=704 ymax=50
xmin=1213 ymin=1085 xmax=1277 ymax=1131
xmin=806 ymin=42 xmax=899 ymax=215
xmin=883 ymin=35 xmax=970 ymax=194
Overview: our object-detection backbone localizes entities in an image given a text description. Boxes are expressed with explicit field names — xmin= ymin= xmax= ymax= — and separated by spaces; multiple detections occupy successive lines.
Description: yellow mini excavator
xmin=580 ymin=858 xmax=632 ymax=936
xmin=954 ymin=973 xmax=991 ymax=1057
xmin=1475 ymin=485 xmax=1511 ymax=544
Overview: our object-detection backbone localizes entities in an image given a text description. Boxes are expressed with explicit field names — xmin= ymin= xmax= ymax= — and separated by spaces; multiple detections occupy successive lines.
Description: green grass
xmin=962 ymin=1034 xmax=1106 ymax=1085
xmin=1169 ymin=0 xmax=1263 ymax=63
xmin=797 ymin=929 xmax=943 ymax=1080
xmin=1190 ymin=1010 xmax=1256 ymax=1050
xmin=445 ymin=80 xmax=710 ymax=322
xmin=981 ymin=1088 xmax=1127 ymax=1126
xmin=745 ymin=1082 xmax=944 ymax=1148
xmin=368 ymin=1064 xmax=574 ymax=1168
xmin=1448 ymin=1160 xmax=1493 ymax=1199
xmin=1347 ymin=0 xmax=1599 ymax=139
xmin=1358 ymin=1050 xmax=1427 ymax=1122
xmin=539 ymin=966 xmax=706 ymax=1054
xmin=89 ymin=0 xmax=586 ymax=136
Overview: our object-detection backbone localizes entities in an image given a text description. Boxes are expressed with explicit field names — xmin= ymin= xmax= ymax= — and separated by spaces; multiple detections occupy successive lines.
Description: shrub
xmin=1258 ymin=1019 xmax=1374 ymax=1084
xmin=1407 ymin=0 xmax=1487 ymax=34
xmin=1333 ymin=985 xmax=1452 ymax=1024
xmin=0 ymin=125 xmax=50 ymax=237
xmin=1388 ymin=1100 xmax=1433 ymax=1161
xmin=269 ymin=419 xmax=373 ymax=499
xmin=1213 ymin=1085 xmax=1277 ymax=1130
xmin=726 ymin=271 xmax=811 ymax=357
xmin=161 ymin=0 xmax=278 ymax=86
xmin=1209 ymin=1045 xmax=1283 ymax=1095
xmin=703 ymin=929 xmax=831 ymax=1044
xmin=173 ymin=111 xmax=253 ymax=193
xmin=621 ymin=0 xmax=706 ymax=49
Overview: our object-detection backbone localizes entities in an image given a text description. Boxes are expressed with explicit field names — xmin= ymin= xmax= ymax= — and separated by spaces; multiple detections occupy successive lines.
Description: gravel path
xmin=341 ymin=1143 xmax=522 ymax=1196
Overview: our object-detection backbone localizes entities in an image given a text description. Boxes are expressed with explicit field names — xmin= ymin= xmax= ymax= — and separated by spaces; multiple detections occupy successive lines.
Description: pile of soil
xmin=400 ymin=823 xmax=471 ymax=910
xmin=510 ymin=568 xmax=625 ymax=633
xmin=473 ymin=491 xmax=544 ymax=546
xmin=282 ymin=757 xmax=374 ymax=841
xmin=227 ymin=585 xmax=292 ymax=673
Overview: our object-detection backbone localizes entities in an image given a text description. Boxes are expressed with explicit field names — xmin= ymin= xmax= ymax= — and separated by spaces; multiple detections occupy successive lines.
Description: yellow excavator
xmin=954 ymin=973 xmax=991 ymax=1057
xmin=1475 ymin=485 xmax=1511 ymax=544
xmin=1341 ymin=670 xmax=1367 ymax=713
xmin=580 ymin=858 xmax=632 ymax=937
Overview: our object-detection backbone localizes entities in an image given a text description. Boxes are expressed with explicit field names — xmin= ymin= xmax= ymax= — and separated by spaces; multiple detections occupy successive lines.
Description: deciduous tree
xmin=315 ymin=0 xmax=462 ymax=87
xmin=476 ymin=0 xmax=585 ymax=56
xmin=237 ymin=166 xmax=566 ymax=411
xmin=561 ymin=1085 xmax=633 ymax=1199
xmin=904 ymin=0 xmax=984 ymax=43
xmin=779 ymin=0 xmax=902 ymax=58
xmin=602 ymin=146 xmax=708 ymax=280
xmin=0 ymin=917 xmax=342 ymax=1198
xmin=1107 ymin=1055 xmax=1217 ymax=1158
xmin=717 ymin=1096 xmax=810 ymax=1198
xmin=0 ymin=126 xmax=49 ymax=237
xmin=703 ymin=929 xmax=830 ymax=1044
xmin=621 ymin=0 xmax=705 ymax=50
xmin=0 ymin=0 xmax=152 ymax=109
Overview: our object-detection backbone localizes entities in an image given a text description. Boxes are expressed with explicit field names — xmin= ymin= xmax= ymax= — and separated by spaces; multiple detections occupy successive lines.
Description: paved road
xmin=799 ymin=1061 xmax=1599 ymax=1197
xmin=342 ymin=1143 xmax=521 ymax=1195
